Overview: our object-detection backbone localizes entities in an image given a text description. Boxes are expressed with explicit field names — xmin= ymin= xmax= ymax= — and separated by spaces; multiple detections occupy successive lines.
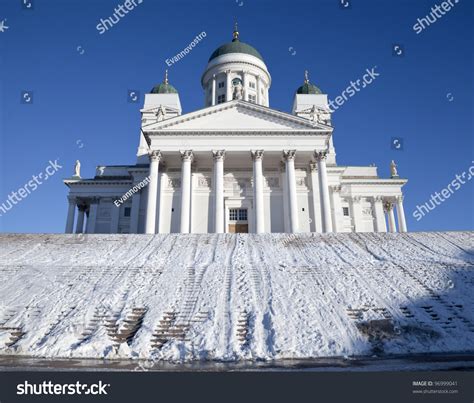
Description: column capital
xmin=395 ymin=195 xmax=404 ymax=203
xmin=329 ymin=185 xmax=342 ymax=193
xmin=89 ymin=197 xmax=100 ymax=204
xmin=212 ymin=73 xmax=216 ymax=79
xmin=314 ymin=150 xmax=328 ymax=161
xmin=77 ymin=204 xmax=88 ymax=212
xmin=309 ymin=162 xmax=318 ymax=172
xmin=282 ymin=150 xmax=296 ymax=161
xmin=67 ymin=195 xmax=76 ymax=203
xmin=251 ymin=150 xmax=264 ymax=161
xmin=373 ymin=195 xmax=384 ymax=203
xmin=352 ymin=196 xmax=362 ymax=203
xmin=383 ymin=201 xmax=394 ymax=212
xmin=180 ymin=150 xmax=194 ymax=162
xmin=148 ymin=150 xmax=162 ymax=162
xmin=212 ymin=150 xmax=226 ymax=161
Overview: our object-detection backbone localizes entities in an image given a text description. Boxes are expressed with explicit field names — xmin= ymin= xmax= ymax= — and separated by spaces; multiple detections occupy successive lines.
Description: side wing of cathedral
xmin=64 ymin=26 xmax=407 ymax=234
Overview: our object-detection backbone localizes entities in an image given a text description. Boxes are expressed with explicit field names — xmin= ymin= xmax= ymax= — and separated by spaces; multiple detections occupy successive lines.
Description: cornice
xmin=201 ymin=60 xmax=271 ymax=86
xmin=341 ymin=178 xmax=408 ymax=186
xmin=64 ymin=179 xmax=133 ymax=187
xmin=147 ymin=130 xmax=331 ymax=137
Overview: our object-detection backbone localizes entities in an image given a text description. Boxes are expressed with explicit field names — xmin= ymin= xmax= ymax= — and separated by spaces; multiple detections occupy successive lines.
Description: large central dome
xmin=208 ymin=25 xmax=264 ymax=62
xmin=201 ymin=24 xmax=271 ymax=107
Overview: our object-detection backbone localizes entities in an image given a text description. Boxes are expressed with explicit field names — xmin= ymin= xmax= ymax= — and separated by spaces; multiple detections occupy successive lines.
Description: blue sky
xmin=0 ymin=0 xmax=472 ymax=233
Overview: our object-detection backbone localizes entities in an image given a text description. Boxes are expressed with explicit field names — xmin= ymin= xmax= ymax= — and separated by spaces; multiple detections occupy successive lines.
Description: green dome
xmin=296 ymin=82 xmax=322 ymax=94
xmin=150 ymin=82 xmax=178 ymax=94
xmin=209 ymin=25 xmax=264 ymax=62
xmin=209 ymin=39 xmax=264 ymax=62
xmin=296 ymin=71 xmax=322 ymax=94
xmin=150 ymin=70 xmax=178 ymax=94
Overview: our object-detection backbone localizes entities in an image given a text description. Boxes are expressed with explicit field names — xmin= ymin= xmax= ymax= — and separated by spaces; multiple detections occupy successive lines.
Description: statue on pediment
xmin=73 ymin=160 xmax=81 ymax=178
xmin=156 ymin=105 xmax=167 ymax=121
xmin=390 ymin=160 xmax=399 ymax=178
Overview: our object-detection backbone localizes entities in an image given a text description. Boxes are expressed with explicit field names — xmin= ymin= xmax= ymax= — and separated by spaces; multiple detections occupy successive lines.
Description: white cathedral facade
xmin=64 ymin=27 xmax=408 ymax=235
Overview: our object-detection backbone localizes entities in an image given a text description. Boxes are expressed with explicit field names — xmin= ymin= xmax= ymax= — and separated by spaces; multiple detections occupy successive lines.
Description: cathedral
xmin=64 ymin=26 xmax=408 ymax=234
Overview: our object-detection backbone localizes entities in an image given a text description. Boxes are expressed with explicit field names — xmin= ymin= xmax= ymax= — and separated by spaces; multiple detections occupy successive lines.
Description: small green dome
xmin=296 ymin=82 xmax=322 ymax=94
xmin=296 ymin=70 xmax=322 ymax=94
xmin=150 ymin=70 xmax=178 ymax=94
xmin=150 ymin=82 xmax=178 ymax=94
xmin=209 ymin=24 xmax=264 ymax=62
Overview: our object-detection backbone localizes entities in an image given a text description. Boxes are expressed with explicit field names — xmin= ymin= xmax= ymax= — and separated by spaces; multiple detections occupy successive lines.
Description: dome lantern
xmin=233 ymin=22 xmax=239 ymax=41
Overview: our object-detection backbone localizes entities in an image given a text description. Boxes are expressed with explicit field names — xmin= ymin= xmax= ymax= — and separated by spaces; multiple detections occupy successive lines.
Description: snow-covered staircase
xmin=0 ymin=232 xmax=472 ymax=361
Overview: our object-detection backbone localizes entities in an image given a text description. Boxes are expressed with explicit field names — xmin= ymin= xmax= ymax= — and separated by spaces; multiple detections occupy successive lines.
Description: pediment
xmin=143 ymin=100 xmax=330 ymax=132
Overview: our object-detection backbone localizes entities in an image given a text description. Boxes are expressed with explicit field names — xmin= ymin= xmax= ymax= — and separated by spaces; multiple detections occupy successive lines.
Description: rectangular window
xmin=248 ymin=94 xmax=256 ymax=103
xmin=343 ymin=207 xmax=349 ymax=216
xmin=229 ymin=208 xmax=247 ymax=221
xmin=217 ymin=94 xmax=226 ymax=104
xmin=249 ymin=82 xmax=256 ymax=89
xmin=229 ymin=208 xmax=238 ymax=221
xmin=218 ymin=82 xmax=225 ymax=88
xmin=124 ymin=207 xmax=131 ymax=217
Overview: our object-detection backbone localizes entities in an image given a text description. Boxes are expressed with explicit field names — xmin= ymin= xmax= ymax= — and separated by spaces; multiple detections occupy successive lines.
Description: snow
xmin=0 ymin=232 xmax=472 ymax=362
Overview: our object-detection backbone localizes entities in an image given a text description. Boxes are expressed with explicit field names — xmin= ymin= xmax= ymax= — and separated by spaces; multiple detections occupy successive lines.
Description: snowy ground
xmin=0 ymin=232 xmax=472 ymax=363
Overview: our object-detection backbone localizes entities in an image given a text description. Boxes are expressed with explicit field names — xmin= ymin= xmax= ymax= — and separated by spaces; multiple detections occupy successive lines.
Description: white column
xmin=351 ymin=196 xmax=364 ymax=232
xmin=280 ymin=162 xmax=290 ymax=232
xmin=75 ymin=204 xmax=86 ymax=234
xmin=283 ymin=150 xmax=299 ymax=233
xmin=256 ymin=75 xmax=262 ymax=105
xmin=243 ymin=71 xmax=249 ymax=101
xmin=251 ymin=150 xmax=265 ymax=233
xmin=129 ymin=192 xmax=141 ymax=233
xmin=145 ymin=151 xmax=161 ymax=234
xmin=384 ymin=201 xmax=397 ymax=233
xmin=180 ymin=150 xmax=193 ymax=233
xmin=372 ymin=196 xmax=387 ymax=232
xmin=213 ymin=150 xmax=225 ymax=233
xmin=265 ymin=87 xmax=269 ymax=107
xmin=309 ymin=163 xmax=322 ymax=232
xmin=314 ymin=151 xmax=332 ymax=233
xmin=110 ymin=199 xmax=120 ymax=233
xmin=330 ymin=186 xmax=343 ymax=233
xmin=211 ymin=74 xmax=216 ymax=106
xmin=157 ymin=171 xmax=167 ymax=233
xmin=396 ymin=195 xmax=407 ymax=232
xmin=226 ymin=70 xmax=232 ymax=102
xmin=86 ymin=198 xmax=99 ymax=234
xmin=65 ymin=197 xmax=76 ymax=233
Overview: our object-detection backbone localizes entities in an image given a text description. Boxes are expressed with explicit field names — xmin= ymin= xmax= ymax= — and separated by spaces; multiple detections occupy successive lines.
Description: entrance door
xmin=228 ymin=208 xmax=249 ymax=233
